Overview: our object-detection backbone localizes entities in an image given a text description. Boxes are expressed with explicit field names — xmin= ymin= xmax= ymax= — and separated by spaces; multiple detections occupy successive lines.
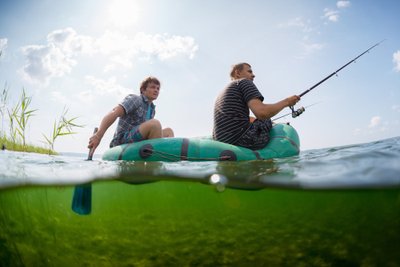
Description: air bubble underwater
xmin=209 ymin=174 xmax=228 ymax=192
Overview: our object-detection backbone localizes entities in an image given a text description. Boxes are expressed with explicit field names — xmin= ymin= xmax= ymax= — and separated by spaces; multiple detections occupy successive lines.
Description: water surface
xmin=1 ymin=136 xmax=399 ymax=190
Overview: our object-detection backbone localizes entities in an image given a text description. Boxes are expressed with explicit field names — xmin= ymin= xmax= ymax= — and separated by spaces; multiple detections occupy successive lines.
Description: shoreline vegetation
xmin=0 ymin=86 xmax=82 ymax=155
xmin=0 ymin=135 xmax=55 ymax=154
xmin=1 ymin=49 xmax=83 ymax=155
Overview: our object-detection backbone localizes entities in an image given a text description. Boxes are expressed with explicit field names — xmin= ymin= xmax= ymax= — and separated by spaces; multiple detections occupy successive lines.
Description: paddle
xmin=72 ymin=127 xmax=98 ymax=215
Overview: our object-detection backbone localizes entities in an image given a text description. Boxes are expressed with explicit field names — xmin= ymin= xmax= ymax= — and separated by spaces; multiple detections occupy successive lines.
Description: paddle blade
xmin=71 ymin=127 xmax=97 ymax=215
xmin=72 ymin=183 xmax=92 ymax=215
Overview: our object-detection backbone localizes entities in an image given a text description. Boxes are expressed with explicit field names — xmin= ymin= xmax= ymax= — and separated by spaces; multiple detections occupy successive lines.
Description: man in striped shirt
xmin=88 ymin=76 xmax=174 ymax=154
xmin=213 ymin=63 xmax=300 ymax=150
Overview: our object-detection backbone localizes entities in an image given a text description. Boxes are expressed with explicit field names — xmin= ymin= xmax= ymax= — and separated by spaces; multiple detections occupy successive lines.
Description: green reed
xmin=0 ymin=83 xmax=9 ymax=135
xmin=0 ymin=50 xmax=7 ymax=137
xmin=42 ymin=107 xmax=83 ymax=154
xmin=8 ymin=88 xmax=37 ymax=149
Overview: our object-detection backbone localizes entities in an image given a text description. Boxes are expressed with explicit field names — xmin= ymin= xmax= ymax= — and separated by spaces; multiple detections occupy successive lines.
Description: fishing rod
xmin=288 ymin=40 xmax=385 ymax=118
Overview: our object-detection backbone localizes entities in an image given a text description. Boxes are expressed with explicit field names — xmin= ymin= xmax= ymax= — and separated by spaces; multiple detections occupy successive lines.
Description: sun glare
xmin=107 ymin=0 xmax=141 ymax=28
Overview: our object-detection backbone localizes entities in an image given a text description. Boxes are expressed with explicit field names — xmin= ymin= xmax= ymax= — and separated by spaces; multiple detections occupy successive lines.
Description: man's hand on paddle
xmin=88 ymin=133 xmax=102 ymax=153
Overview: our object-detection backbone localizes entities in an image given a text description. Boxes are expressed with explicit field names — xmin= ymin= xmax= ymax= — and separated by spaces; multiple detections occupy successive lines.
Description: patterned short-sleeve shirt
xmin=110 ymin=94 xmax=155 ymax=147
xmin=213 ymin=79 xmax=264 ymax=144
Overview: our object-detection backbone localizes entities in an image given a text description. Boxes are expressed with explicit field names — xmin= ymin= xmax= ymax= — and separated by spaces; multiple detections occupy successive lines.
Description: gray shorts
xmin=233 ymin=119 xmax=273 ymax=150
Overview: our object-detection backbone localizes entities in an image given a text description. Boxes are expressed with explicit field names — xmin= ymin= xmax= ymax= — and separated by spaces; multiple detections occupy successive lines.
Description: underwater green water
xmin=1 ymin=180 xmax=399 ymax=267
xmin=1 ymin=136 xmax=399 ymax=266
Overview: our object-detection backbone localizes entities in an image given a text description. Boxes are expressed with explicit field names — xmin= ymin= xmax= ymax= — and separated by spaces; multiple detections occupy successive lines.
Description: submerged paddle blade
xmin=72 ymin=183 xmax=92 ymax=215
xmin=71 ymin=127 xmax=98 ymax=215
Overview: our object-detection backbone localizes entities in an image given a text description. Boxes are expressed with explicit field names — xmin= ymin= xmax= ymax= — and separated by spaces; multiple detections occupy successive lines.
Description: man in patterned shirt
xmin=88 ymin=76 xmax=174 ymax=154
xmin=213 ymin=63 xmax=300 ymax=150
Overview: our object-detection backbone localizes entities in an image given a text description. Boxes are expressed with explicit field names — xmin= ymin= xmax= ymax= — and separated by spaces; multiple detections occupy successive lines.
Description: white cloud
xmin=368 ymin=116 xmax=381 ymax=128
xmin=20 ymin=43 xmax=77 ymax=84
xmin=337 ymin=1 xmax=351 ymax=8
xmin=84 ymin=75 xmax=131 ymax=98
xmin=323 ymin=8 xmax=340 ymax=22
xmin=156 ymin=34 xmax=198 ymax=60
xmin=393 ymin=50 xmax=400 ymax=72
xmin=392 ymin=105 xmax=400 ymax=112
xmin=97 ymin=31 xmax=198 ymax=63
xmin=0 ymin=38 xmax=7 ymax=49
xmin=353 ymin=128 xmax=362 ymax=136
xmin=354 ymin=116 xmax=392 ymax=136
xmin=279 ymin=17 xmax=314 ymax=33
xmin=51 ymin=91 xmax=70 ymax=104
xmin=302 ymin=40 xmax=324 ymax=55
xmin=293 ymin=36 xmax=324 ymax=59
xmin=47 ymin=28 xmax=95 ymax=55
xmin=20 ymin=28 xmax=199 ymax=85
xmin=278 ymin=18 xmax=323 ymax=58
xmin=20 ymin=28 xmax=92 ymax=85
xmin=323 ymin=2 xmax=350 ymax=23
xmin=79 ymin=75 xmax=132 ymax=104
xmin=95 ymin=31 xmax=134 ymax=56
xmin=77 ymin=90 xmax=94 ymax=104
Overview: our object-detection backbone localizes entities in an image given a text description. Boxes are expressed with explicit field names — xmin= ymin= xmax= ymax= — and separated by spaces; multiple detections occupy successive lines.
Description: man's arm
xmin=88 ymin=105 xmax=125 ymax=152
xmin=248 ymin=95 xmax=300 ymax=120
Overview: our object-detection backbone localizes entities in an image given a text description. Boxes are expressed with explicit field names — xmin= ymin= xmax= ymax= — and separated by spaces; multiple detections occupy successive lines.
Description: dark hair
xmin=140 ymin=76 xmax=161 ymax=94
xmin=230 ymin=63 xmax=251 ymax=80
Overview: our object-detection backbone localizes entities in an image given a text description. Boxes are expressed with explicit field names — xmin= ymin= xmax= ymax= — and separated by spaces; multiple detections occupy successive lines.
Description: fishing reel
xmin=273 ymin=104 xmax=314 ymax=121
xmin=290 ymin=106 xmax=305 ymax=118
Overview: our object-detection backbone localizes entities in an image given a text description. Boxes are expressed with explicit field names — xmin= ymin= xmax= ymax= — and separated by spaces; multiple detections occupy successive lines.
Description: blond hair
xmin=230 ymin=63 xmax=251 ymax=80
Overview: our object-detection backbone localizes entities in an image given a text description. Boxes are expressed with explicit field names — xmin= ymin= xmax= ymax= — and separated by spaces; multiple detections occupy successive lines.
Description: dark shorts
xmin=122 ymin=126 xmax=144 ymax=143
xmin=233 ymin=119 xmax=273 ymax=150
xmin=110 ymin=126 xmax=144 ymax=147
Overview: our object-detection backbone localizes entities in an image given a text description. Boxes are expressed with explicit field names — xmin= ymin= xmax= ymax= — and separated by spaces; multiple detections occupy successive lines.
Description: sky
xmin=0 ymin=0 xmax=399 ymax=154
